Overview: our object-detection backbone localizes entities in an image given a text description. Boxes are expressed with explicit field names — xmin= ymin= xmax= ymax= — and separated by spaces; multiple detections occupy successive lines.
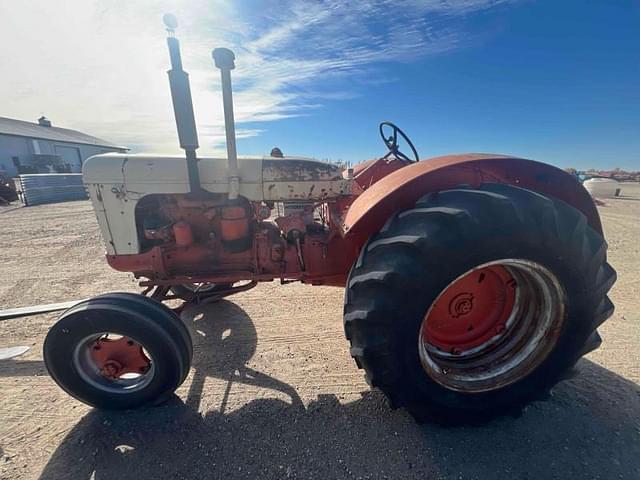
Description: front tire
xmin=344 ymin=183 xmax=616 ymax=424
xmin=44 ymin=293 xmax=192 ymax=409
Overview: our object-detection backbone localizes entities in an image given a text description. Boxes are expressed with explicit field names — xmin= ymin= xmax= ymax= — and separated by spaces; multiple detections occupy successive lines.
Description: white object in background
xmin=0 ymin=346 xmax=30 ymax=360
xmin=583 ymin=178 xmax=621 ymax=199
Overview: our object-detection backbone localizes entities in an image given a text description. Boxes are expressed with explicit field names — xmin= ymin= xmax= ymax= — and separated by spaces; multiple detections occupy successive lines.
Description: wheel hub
xmin=418 ymin=259 xmax=566 ymax=393
xmin=90 ymin=336 xmax=151 ymax=380
xmin=424 ymin=265 xmax=516 ymax=354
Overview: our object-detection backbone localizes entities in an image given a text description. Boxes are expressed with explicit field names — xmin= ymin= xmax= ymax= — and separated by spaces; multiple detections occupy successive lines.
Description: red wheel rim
xmin=90 ymin=336 xmax=151 ymax=380
xmin=423 ymin=265 xmax=517 ymax=354
xmin=418 ymin=259 xmax=566 ymax=393
xmin=73 ymin=333 xmax=155 ymax=393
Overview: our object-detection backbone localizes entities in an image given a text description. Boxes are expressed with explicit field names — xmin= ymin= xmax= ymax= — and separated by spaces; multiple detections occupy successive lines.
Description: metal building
xmin=0 ymin=116 xmax=128 ymax=177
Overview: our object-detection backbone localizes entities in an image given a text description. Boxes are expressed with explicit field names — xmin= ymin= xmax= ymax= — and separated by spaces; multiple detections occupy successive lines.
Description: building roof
xmin=0 ymin=116 xmax=128 ymax=150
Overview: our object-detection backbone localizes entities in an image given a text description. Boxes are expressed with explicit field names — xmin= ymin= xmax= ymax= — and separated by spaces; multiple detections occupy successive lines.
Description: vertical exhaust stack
xmin=212 ymin=48 xmax=240 ymax=200
xmin=163 ymin=14 xmax=203 ymax=195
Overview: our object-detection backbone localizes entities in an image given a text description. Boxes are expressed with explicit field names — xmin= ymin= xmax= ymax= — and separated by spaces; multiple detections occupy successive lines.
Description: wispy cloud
xmin=0 ymin=0 xmax=514 ymax=153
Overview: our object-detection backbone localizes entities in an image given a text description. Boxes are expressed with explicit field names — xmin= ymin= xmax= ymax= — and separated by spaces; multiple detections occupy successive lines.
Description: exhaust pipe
xmin=212 ymin=48 xmax=240 ymax=200
xmin=162 ymin=14 xmax=203 ymax=195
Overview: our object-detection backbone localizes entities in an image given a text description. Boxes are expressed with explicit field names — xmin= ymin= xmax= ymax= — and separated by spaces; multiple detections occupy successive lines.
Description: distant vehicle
xmin=0 ymin=172 xmax=18 ymax=204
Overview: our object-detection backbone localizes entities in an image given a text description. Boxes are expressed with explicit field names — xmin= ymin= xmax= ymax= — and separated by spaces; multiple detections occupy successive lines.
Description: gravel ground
xmin=0 ymin=184 xmax=638 ymax=480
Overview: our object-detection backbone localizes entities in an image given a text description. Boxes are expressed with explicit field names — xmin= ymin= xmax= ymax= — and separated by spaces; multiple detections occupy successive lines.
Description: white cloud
xmin=0 ymin=0 xmax=514 ymax=154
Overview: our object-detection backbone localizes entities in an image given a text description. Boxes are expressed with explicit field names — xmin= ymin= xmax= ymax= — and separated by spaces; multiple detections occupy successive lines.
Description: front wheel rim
xmin=418 ymin=259 xmax=566 ymax=393
xmin=73 ymin=333 xmax=155 ymax=394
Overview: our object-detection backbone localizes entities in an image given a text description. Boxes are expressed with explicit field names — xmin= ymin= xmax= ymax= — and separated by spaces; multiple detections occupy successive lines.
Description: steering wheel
xmin=379 ymin=122 xmax=419 ymax=162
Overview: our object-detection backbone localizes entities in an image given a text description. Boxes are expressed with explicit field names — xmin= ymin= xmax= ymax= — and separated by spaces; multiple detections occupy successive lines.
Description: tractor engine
xmin=131 ymin=193 xmax=316 ymax=281
xmin=138 ymin=195 xmax=257 ymax=253
xmin=83 ymin=152 xmax=354 ymax=286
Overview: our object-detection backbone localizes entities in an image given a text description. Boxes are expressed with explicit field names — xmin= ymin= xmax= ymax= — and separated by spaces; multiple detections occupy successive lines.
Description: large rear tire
xmin=344 ymin=183 xmax=616 ymax=424
xmin=44 ymin=293 xmax=192 ymax=409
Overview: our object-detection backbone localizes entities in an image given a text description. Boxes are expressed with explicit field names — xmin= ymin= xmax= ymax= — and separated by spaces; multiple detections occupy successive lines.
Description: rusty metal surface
xmin=107 ymin=195 xmax=355 ymax=288
xmin=343 ymin=154 xmax=602 ymax=240
xmin=262 ymin=159 xmax=351 ymax=201
xmin=263 ymin=180 xmax=351 ymax=201
xmin=263 ymin=159 xmax=343 ymax=182
xmin=352 ymin=157 xmax=409 ymax=192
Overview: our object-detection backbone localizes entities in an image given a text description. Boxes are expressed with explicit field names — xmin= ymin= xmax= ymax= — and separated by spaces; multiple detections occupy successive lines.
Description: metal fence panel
xmin=19 ymin=174 xmax=88 ymax=206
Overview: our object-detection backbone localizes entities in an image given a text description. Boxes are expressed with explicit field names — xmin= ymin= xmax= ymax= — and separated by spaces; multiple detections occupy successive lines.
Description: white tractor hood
xmin=83 ymin=153 xmax=350 ymax=202
xmin=83 ymin=153 xmax=352 ymax=255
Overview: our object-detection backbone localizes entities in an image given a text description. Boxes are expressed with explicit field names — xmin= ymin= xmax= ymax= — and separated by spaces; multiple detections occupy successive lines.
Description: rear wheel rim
xmin=73 ymin=333 xmax=155 ymax=394
xmin=418 ymin=259 xmax=566 ymax=393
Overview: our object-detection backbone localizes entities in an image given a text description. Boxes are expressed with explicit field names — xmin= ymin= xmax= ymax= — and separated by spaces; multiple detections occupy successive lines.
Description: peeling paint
xmin=263 ymin=159 xmax=343 ymax=182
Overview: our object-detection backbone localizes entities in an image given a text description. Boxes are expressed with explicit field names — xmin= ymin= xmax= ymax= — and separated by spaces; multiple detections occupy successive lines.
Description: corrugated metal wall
xmin=19 ymin=174 xmax=88 ymax=206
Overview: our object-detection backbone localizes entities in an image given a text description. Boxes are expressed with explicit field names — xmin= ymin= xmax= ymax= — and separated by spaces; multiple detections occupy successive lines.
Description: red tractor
xmin=43 ymin=16 xmax=616 ymax=423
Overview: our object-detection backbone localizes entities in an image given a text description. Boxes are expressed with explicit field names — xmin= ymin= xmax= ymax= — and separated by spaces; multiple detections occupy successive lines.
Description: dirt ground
xmin=0 ymin=184 xmax=638 ymax=480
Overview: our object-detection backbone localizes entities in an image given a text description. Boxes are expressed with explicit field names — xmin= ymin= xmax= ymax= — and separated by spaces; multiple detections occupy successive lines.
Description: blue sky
xmin=1 ymin=0 xmax=638 ymax=169
xmin=237 ymin=0 xmax=640 ymax=169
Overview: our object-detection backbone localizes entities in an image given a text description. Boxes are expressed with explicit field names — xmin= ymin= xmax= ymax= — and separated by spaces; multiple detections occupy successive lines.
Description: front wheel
xmin=344 ymin=183 xmax=616 ymax=424
xmin=44 ymin=292 xmax=192 ymax=409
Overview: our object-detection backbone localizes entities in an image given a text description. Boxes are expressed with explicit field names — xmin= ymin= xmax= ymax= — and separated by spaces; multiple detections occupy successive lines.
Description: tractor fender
xmin=343 ymin=154 xmax=602 ymax=243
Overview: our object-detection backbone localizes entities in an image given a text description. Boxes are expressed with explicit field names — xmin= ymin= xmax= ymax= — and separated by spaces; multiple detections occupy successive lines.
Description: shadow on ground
xmin=17 ymin=301 xmax=640 ymax=479
xmin=613 ymin=194 xmax=640 ymax=202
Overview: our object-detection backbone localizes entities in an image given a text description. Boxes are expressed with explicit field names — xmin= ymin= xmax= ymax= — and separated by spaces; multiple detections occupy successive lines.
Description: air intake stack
xmin=212 ymin=47 xmax=240 ymax=200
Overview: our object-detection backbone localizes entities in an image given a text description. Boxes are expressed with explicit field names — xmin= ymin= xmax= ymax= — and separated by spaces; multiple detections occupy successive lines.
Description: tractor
xmin=43 ymin=15 xmax=616 ymax=423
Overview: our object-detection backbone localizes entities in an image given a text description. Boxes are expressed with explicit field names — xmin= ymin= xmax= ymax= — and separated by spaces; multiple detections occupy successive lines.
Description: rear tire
xmin=44 ymin=293 xmax=192 ymax=409
xmin=344 ymin=183 xmax=616 ymax=424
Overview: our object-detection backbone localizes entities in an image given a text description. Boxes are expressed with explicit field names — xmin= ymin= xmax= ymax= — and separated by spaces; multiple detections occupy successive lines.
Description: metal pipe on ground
xmin=0 ymin=299 xmax=86 ymax=321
